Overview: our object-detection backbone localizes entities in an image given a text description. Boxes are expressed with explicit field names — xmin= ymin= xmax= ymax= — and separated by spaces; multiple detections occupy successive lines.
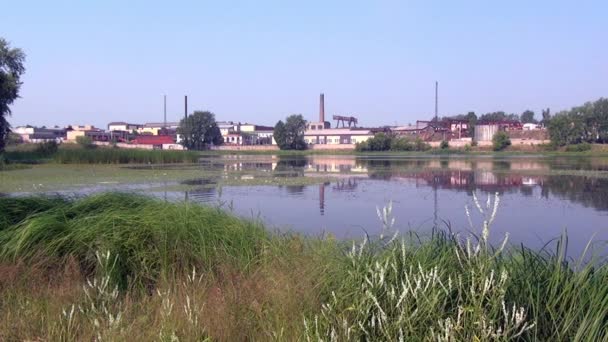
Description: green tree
xmin=177 ymin=111 xmax=222 ymax=150
xmin=520 ymin=110 xmax=537 ymax=124
xmin=479 ymin=111 xmax=519 ymax=123
xmin=492 ymin=131 xmax=511 ymax=151
xmin=465 ymin=111 xmax=477 ymax=137
xmin=273 ymin=114 xmax=306 ymax=150
xmin=541 ymin=108 xmax=551 ymax=127
xmin=0 ymin=38 xmax=26 ymax=153
xmin=368 ymin=132 xmax=391 ymax=151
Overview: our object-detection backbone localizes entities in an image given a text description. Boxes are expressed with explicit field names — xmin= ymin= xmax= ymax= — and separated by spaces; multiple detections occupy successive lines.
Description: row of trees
xmin=356 ymin=133 xmax=431 ymax=152
xmin=445 ymin=109 xmax=549 ymax=125
xmin=547 ymin=98 xmax=608 ymax=146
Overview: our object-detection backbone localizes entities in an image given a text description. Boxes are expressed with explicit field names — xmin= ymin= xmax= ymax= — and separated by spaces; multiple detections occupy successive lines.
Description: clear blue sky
xmin=3 ymin=0 xmax=607 ymax=128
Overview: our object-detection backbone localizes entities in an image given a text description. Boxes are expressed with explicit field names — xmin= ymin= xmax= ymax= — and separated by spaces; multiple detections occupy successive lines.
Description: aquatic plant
xmin=0 ymin=192 xmax=606 ymax=340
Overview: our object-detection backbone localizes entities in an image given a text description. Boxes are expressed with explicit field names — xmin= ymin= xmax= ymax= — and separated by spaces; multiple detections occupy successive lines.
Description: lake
xmin=2 ymin=154 xmax=608 ymax=257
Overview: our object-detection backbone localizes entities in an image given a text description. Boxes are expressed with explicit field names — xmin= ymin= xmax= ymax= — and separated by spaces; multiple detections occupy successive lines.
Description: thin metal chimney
xmin=319 ymin=93 xmax=325 ymax=123
xmin=434 ymin=81 xmax=438 ymax=121
xmin=184 ymin=95 xmax=188 ymax=120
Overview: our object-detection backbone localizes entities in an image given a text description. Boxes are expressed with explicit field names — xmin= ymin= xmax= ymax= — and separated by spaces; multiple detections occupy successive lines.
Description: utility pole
xmin=163 ymin=94 xmax=167 ymax=135
xmin=434 ymin=81 xmax=438 ymax=122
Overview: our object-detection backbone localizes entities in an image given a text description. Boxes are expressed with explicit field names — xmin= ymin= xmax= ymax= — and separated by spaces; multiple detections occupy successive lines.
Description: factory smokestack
xmin=319 ymin=93 xmax=325 ymax=123
xmin=184 ymin=95 xmax=188 ymax=120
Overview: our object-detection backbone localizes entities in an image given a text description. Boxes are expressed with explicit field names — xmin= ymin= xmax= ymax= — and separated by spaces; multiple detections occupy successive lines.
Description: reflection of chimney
xmin=319 ymin=93 xmax=325 ymax=123
xmin=319 ymin=183 xmax=325 ymax=215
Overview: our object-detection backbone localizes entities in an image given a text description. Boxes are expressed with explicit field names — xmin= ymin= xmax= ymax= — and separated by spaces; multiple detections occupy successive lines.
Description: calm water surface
xmin=11 ymin=154 xmax=608 ymax=256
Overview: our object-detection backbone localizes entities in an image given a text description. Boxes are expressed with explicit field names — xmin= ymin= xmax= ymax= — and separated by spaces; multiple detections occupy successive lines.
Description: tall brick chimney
xmin=319 ymin=93 xmax=325 ymax=123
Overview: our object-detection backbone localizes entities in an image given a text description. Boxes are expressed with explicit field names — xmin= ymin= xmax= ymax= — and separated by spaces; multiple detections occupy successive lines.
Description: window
xmin=310 ymin=125 xmax=316 ymax=130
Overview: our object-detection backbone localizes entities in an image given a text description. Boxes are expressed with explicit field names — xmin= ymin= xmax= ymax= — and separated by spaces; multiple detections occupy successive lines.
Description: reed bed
xmin=0 ymin=193 xmax=606 ymax=341
xmin=3 ymin=146 xmax=200 ymax=164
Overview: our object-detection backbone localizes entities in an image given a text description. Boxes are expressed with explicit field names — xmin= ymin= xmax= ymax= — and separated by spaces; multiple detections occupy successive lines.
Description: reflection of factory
xmin=318 ymin=178 xmax=359 ymax=215
xmin=304 ymin=156 xmax=368 ymax=173
xmin=392 ymin=169 xmax=544 ymax=193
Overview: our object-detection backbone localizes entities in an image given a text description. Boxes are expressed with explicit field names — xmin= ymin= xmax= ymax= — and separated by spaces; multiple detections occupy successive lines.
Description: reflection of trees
xmin=185 ymin=187 xmax=217 ymax=202
xmin=333 ymin=178 xmax=358 ymax=191
xmin=355 ymin=157 xmax=608 ymax=212
xmin=541 ymin=176 xmax=608 ymax=211
xmin=279 ymin=185 xmax=306 ymax=195
xmin=274 ymin=156 xmax=307 ymax=177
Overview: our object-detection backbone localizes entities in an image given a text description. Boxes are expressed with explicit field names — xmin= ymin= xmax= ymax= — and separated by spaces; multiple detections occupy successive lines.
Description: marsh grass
xmin=0 ymin=193 xmax=606 ymax=341
xmin=4 ymin=146 xmax=200 ymax=164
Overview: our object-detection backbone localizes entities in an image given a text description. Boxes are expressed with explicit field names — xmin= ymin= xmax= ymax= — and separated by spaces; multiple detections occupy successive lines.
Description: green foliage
xmin=6 ymin=132 xmax=21 ymax=145
xmin=369 ymin=132 xmax=391 ymax=151
xmin=548 ymin=98 xmax=608 ymax=146
xmin=52 ymin=148 xmax=200 ymax=164
xmin=76 ymin=136 xmax=95 ymax=149
xmin=480 ymin=111 xmax=519 ymax=123
xmin=3 ymin=146 xmax=200 ymax=164
xmin=0 ymin=193 xmax=268 ymax=289
xmin=273 ymin=114 xmax=307 ymax=150
xmin=178 ymin=111 xmax=223 ymax=150
xmin=520 ymin=109 xmax=537 ymax=123
xmin=440 ymin=140 xmax=449 ymax=149
xmin=541 ymin=108 xmax=551 ymax=126
xmin=492 ymin=131 xmax=511 ymax=151
xmin=464 ymin=144 xmax=471 ymax=152
xmin=0 ymin=38 xmax=26 ymax=153
xmin=304 ymin=232 xmax=608 ymax=340
xmin=565 ymin=142 xmax=592 ymax=152
xmin=548 ymin=111 xmax=585 ymax=146
xmin=0 ymin=193 xmax=608 ymax=339
xmin=357 ymin=134 xmax=431 ymax=152
xmin=34 ymin=141 xmax=58 ymax=156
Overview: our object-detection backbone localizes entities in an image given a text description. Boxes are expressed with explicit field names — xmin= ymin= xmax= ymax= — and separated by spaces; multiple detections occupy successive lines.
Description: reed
xmin=0 ymin=193 xmax=606 ymax=341
xmin=3 ymin=145 xmax=200 ymax=164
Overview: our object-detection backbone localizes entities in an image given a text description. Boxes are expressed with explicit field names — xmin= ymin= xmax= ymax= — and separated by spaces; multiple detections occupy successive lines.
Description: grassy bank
xmin=3 ymin=145 xmax=200 ymax=164
xmin=0 ymin=193 xmax=606 ymax=340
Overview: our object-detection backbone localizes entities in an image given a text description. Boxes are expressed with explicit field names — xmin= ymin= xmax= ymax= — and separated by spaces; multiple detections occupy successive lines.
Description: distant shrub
xmin=492 ymin=131 xmax=511 ymax=151
xmin=355 ymin=140 xmax=370 ymax=152
xmin=413 ymin=137 xmax=432 ymax=151
xmin=34 ymin=141 xmax=59 ymax=156
xmin=464 ymin=144 xmax=471 ymax=152
xmin=76 ymin=136 xmax=95 ymax=149
xmin=471 ymin=140 xmax=478 ymax=147
xmin=440 ymin=140 xmax=449 ymax=149
xmin=390 ymin=137 xmax=414 ymax=151
xmin=565 ymin=142 xmax=592 ymax=152
xmin=357 ymin=134 xmax=431 ymax=152
xmin=53 ymin=148 xmax=200 ymax=164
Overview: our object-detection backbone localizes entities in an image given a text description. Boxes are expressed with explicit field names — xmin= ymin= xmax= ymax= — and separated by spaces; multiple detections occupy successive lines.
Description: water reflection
xmin=207 ymin=155 xmax=608 ymax=212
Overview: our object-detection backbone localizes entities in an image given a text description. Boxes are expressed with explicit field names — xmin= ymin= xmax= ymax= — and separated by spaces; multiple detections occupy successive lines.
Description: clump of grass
xmin=0 ymin=196 xmax=68 ymax=231
xmin=52 ymin=148 xmax=200 ymax=164
xmin=0 ymin=193 xmax=268 ymax=290
xmin=0 ymin=193 xmax=606 ymax=340
xmin=4 ymin=146 xmax=200 ymax=164
xmin=304 ymin=194 xmax=608 ymax=341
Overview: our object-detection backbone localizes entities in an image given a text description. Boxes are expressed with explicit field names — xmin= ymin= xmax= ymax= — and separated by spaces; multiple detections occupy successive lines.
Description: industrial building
xmin=303 ymin=93 xmax=375 ymax=146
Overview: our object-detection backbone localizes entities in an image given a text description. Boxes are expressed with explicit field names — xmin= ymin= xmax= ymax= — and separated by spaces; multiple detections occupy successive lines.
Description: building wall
xmin=66 ymin=130 xmax=86 ymax=141
xmin=474 ymin=125 xmax=500 ymax=141
xmin=138 ymin=127 xmax=161 ymax=135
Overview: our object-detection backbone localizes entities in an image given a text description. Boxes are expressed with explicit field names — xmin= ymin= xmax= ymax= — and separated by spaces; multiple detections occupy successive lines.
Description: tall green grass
xmin=3 ymin=145 xmax=200 ymax=164
xmin=52 ymin=148 xmax=200 ymax=164
xmin=0 ymin=193 xmax=268 ymax=289
xmin=0 ymin=193 xmax=606 ymax=340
